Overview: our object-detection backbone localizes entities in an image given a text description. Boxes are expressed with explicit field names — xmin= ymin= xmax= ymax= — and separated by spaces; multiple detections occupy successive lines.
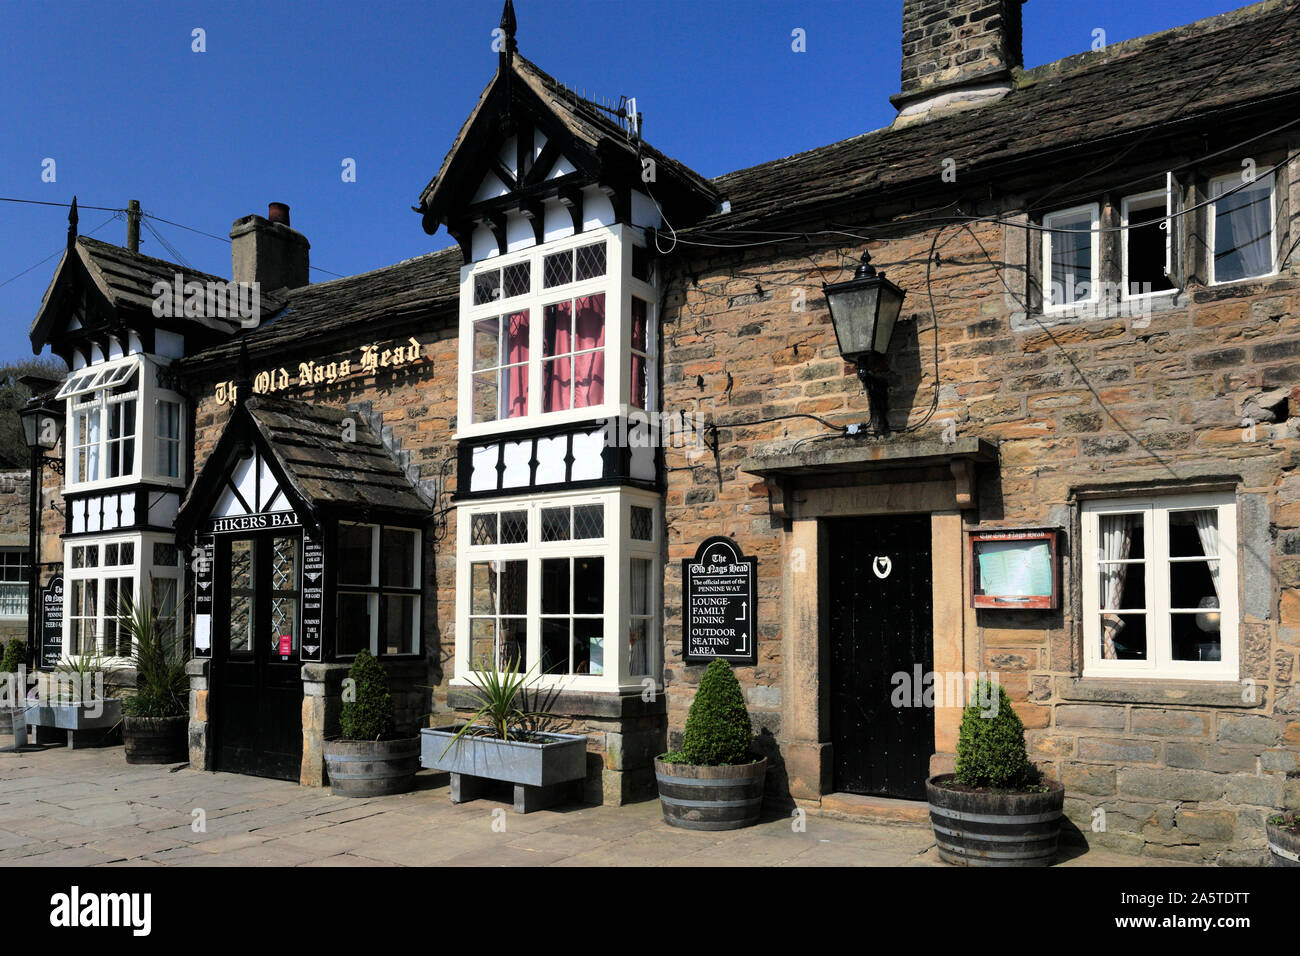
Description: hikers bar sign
xmin=682 ymin=536 xmax=758 ymax=665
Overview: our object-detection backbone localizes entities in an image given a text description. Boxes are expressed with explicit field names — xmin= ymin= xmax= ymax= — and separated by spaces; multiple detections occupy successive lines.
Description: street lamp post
xmin=18 ymin=399 xmax=64 ymax=666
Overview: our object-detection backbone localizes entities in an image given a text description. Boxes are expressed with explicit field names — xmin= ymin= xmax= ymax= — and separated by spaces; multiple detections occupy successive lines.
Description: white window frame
xmin=1208 ymin=171 xmax=1277 ymax=286
xmin=1081 ymin=492 xmax=1239 ymax=681
xmin=0 ymin=548 xmax=30 ymax=619
xmin=1121 ymin=188 xmax=1178 ymax=302
xmin=64 ymin=354 xmax=186 ymax=493
xmin=456 ymin=223 xmax=657 ymax=440
xmin=334 ymin=521 xmax=422 ymax=658
xmin=1042 ymin=203 xmax=1100 ymax=314
xmin=454 ymin=487 xmax=660 ymax=692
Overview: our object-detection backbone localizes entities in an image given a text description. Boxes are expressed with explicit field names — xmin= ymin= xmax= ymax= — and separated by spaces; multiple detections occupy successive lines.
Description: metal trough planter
xmin=24 ymin=699 xmax=123 ymax=748
xmin=420 ymin=726 xmax=587 ymax=788
xmin=926 ymin=774 xmax=1064 ymax=867
xmin=324 ymin=737 xmax=421 ymax=797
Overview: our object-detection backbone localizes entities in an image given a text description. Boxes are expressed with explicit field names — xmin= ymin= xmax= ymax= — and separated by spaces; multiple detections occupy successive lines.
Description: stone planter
xmin=24 ymin=699 xmax=123 ymax=749
xmin=1266 ymin=818 xmax=1300 ymax=867
xmin=421 ymin=726 xmax=586 ymax=787
xmin=324 ymin=737 xmax=421 ymax=797
xmin=123 ymin=715 xmax=188 ymax=764
xmin=654 ymin=756 xmax=767 ymax=831
xmin=926 ymin=774 xmax=1064 ymax=867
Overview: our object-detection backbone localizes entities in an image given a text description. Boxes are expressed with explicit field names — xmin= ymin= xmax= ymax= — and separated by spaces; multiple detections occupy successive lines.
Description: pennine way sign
xmin=682 ymin=536 xmax=758 ymax=666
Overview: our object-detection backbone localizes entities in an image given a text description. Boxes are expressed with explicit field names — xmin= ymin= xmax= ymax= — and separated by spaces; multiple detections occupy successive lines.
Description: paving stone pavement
xmin=0 ymin=745 xmax=1183 ymax=867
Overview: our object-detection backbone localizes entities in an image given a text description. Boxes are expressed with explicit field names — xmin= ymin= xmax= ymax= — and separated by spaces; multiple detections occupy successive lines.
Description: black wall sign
xmin=682 ymin=536 xmax=758 ymax=665
xmin=193 ymin=537 xmax=214 ymax=658
xmin=301 ymin=534 xmax=324 ymax=661
xmin=41 ymin=576 xmax=64 ymax=669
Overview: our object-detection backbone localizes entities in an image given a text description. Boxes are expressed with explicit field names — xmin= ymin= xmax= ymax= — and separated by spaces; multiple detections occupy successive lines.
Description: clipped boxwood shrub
xmin=679 ymin=659 xmax=753 ymax=766
xmin=954 ymin=679 xmax=1031 ymax=790
xmin=340 ymin=648 xmax=394 ymax=741
xmin=1 ymin=639 xmax=28 ymax=673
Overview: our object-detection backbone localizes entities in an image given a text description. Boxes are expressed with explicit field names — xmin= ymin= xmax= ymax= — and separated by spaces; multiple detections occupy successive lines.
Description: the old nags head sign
xmin=682 ymin=536 xmax=758 ymax=666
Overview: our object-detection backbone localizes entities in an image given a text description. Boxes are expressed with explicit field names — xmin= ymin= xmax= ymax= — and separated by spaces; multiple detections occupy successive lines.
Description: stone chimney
xmin=890 ymin=0 xmax=1025 ymax=126
xmin=230 ymin=202 xmax=310 ymax=292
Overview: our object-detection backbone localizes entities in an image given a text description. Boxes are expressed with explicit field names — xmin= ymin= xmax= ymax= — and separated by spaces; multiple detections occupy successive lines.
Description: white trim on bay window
xmin=62 ymin=531 xmax=184 ymax=663
xmin=63 ymin=353 xmax=186 ymax=493
xmin=1081 ymin=492 xmax=1239 ymax=681
xmin=455 ymin=223 xmax=658 ymax=440
xmin=454 ymin=487 xmax=660 ymax=692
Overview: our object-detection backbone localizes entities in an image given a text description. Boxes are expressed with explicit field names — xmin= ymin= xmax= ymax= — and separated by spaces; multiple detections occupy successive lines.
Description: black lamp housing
xmin=19 ymin=398 xmax=63 ymax=452
xmin=823 ymin=252 xmax=906 ymax=433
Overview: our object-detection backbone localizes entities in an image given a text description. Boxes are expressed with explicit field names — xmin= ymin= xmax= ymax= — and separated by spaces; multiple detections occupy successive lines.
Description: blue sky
xmin=0 ymin=0 xmax=1248 ymax=366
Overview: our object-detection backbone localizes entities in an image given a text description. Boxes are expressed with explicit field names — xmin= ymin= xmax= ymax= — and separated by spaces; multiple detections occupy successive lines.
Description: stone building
xmin=24 ymin=0 xmax=1300 ymax=863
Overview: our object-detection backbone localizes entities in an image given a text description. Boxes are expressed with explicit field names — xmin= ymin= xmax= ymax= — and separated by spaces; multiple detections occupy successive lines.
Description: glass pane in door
xmin=229 ymin=539 xmax=254 ymax=654
xmin=270 ymin=536 xmax=300 ymax=658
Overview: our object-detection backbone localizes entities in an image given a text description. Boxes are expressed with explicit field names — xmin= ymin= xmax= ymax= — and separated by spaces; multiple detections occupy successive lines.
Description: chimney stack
xmin=890 ymin=0 xmax=1025 ymax=127
xmin=230 ymin=202 xmax=310 ymax=292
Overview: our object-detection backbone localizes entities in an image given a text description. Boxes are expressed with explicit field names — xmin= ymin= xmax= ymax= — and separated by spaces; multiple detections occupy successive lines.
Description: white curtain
xmin=1216 ymin=178 xmax=1273 ymax=280
xmin=1192 ymin=509 xmax=1221 ymax=602
xmin=1099 ymin=514 xmax=1133 ymax=659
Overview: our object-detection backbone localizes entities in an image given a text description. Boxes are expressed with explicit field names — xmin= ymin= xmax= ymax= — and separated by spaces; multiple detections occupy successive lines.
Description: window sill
xmin=1055 ymin=675 xmax=1258 ymax=708
xmin=447 ymin=683 xmax=664 ymax=718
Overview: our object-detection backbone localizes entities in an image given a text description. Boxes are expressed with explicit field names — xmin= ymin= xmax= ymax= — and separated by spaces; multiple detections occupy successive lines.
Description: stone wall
xmin=658 ymin=170 xmax=1300 ymax=861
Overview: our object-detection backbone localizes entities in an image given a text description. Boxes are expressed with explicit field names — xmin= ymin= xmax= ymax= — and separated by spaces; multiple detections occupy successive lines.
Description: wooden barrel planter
xmin=1266 ymin=819 xmax=1300 ymax=867
xmin=323 ymin=737 xmax=420 ymax=798
xmin=123 ymin=716 xmax=188 ymax=764
xmin=654 ymin=756 xmax=767 ymax=831
xmin=926 ymin=774 xmax=1064 ymax=867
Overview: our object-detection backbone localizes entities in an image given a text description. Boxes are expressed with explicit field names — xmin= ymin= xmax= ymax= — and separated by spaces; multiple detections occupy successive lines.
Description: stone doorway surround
xmin=742 ymin=437 xmax=997 ymax=804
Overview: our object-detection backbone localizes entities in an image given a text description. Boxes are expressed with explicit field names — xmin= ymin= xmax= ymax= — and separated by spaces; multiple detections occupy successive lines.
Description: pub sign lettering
xmin=682 ymin=536 xmax=758 ymax=666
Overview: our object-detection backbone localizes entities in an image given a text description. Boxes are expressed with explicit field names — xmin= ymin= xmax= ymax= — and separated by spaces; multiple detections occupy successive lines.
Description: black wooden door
xmin=829 ymin=514 xmax=934 ymax=800
xmin=213 ymin=533 xmax=303 ymax=781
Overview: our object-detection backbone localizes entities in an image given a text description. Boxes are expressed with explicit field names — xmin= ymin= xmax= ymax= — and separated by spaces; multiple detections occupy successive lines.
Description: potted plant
xmin=323 ymin=649 xmax=420 ymax=797
xmin=1266 ymin=810 xmax=1299 ymax=867
xmin=926 ymin=679 xmax=1064 ymax=866
xmin=0 ymin=639 xmax=29 ymax=737
xmin=654 ymin=658 xmax=767 ymax=831
xmin=26 ymin=652 xmax=123 ymax=747
xmin=119 ymin=591 xmax=190 ymax=764
xmin=420 ymin=661 xmax=586 ymax=811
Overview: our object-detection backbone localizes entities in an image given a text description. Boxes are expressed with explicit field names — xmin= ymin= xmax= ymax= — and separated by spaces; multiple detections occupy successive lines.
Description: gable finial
xmin=500 ymin=0 xmax=517 ymax=59
xmin=67 ymin=196 xmax=79 ymax=250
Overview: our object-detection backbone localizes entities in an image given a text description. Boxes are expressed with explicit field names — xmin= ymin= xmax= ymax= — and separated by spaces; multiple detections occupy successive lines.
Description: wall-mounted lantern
xmin=823 ymin=251 xmax=905 ymax=433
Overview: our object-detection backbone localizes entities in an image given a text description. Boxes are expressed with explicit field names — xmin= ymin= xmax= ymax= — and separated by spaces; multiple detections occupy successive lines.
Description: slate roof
xmin=244 ymin=395 xmax=429 ymax=516
xmin=31 ymin=237 xmax=267 ymax=347
xmin=175 ymin=246 xmax=461 ymax=372
xmin=701 ymin=1 xmax=1300 ymax=232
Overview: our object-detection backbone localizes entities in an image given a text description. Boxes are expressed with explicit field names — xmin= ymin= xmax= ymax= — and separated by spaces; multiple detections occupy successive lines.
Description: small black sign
xmin=193 ymin=537 xmax=214 ymax=658
xmin=41 ymin=576 xmax=64 ymax=669
xmin=682 ymin=536 xmax=758 ymax=665
xmin=301 ymin=534 xmax=324 ymax=661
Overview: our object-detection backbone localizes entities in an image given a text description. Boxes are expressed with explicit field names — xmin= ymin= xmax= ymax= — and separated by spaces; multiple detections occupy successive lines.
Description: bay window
xmin=457 ymin=489 xmax=659 ymax=690
xmin=1081 ymin=493 xmax=1238 ymax=680
xmin=458 ymin=225 xmax=658 ymax=436
xmin=58 ymin=355 xmax=185 ymax=489
xmin=63 ymin=534 xmax=186 ymax=659
xmin=335 ymin=522 xmax=422 ymax=657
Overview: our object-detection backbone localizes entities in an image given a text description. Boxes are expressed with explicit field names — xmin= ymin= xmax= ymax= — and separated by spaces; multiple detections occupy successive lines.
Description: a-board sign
xmin=41 ymin=576 xmax=64 ymax=668
xmin=969 ymin=528 xmax=1061 ymax=610
xmin=682 ymin=536 xmax=758 ymax=665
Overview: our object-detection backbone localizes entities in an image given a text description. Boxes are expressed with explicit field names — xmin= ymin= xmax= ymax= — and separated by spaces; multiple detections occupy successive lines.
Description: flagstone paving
xmin=0 ymin=744 xmax=1192 ymax=867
